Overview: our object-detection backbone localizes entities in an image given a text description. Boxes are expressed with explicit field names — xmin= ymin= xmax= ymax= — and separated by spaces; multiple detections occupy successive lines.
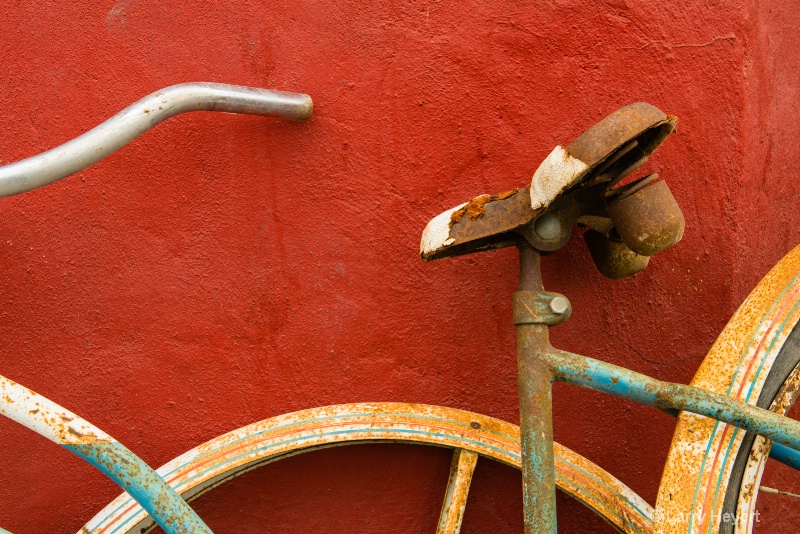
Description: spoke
xmin=436 ymin=448 xmax=479 ymax=534
xmin=760 ymin=485 xmax=800 ymax=499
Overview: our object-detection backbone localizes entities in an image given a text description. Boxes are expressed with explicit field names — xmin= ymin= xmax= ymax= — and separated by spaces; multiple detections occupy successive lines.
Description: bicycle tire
xmin=80 ymin=403 xmax=654 ymax=534
xmin=655 ymin=244 xmax=800 ymax=533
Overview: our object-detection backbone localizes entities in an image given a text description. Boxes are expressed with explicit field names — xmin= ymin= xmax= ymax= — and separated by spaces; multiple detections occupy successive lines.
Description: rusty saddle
xmin=419 ymin=103 xmax=683 ymax=279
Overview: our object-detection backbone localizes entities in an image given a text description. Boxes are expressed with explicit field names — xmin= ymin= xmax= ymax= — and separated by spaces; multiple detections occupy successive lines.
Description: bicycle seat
xmin=420 ymin=103 xmax=682 ymax=279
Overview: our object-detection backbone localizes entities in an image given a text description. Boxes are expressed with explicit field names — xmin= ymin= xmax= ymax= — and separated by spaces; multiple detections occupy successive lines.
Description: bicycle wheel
xmin=80 ymin=403 xmax=654 ymax=534
xmin=655 ymin=244 xmax=800 ymax=533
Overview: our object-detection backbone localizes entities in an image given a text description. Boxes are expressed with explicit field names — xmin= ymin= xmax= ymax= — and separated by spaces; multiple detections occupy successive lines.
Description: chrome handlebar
xmin=0 ymin=82 xmax=313 ymax=198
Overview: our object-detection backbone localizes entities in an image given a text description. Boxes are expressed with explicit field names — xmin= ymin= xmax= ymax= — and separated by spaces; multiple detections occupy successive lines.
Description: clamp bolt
xmin=549 ymin=296 xmax=569 ymax=315
xmin=534 ymin=213 xmax=562 ymax=241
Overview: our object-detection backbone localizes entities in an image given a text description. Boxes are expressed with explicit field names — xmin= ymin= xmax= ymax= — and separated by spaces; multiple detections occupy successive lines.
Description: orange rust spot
xmin=28 ymin=408 xmax=39 ymax=414
xmin=666 ymin=114 xmax=679 ymax=133
xmin=67 ymin=427 xmax=85 ymax=438
xmin=450 ymin=189 xmax=517 ymax=225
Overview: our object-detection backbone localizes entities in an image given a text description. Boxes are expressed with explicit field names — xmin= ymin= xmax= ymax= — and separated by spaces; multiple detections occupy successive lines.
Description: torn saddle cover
xmin=420 ymin=102 xmax=676 ymax=261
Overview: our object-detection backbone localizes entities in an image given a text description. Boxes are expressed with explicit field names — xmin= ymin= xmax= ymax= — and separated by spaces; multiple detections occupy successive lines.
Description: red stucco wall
xmin=0 ymin=2 xmax=798 ymax=532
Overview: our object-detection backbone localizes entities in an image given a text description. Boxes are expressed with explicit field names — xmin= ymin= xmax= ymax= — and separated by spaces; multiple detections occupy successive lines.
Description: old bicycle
xmin=1 ymin=86 xmax=799 ymax=533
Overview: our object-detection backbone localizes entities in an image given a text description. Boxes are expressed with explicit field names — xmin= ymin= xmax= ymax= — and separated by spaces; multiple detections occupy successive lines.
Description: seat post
xmin=517 ymin=243 xmax=544 ymax=293
xmin=515 ymin=243 xmax=558 ymax=534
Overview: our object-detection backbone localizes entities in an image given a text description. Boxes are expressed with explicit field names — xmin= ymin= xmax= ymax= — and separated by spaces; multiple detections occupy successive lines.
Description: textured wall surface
xmin=0 ymin=1 xmax=797 ymax=532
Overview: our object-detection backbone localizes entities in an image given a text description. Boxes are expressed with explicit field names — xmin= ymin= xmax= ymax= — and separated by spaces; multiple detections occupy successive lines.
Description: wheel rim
xmin=655 ymin=244 xmax=800 ymax=533
xmin=80 ymin=402 xmax=653 ymax=534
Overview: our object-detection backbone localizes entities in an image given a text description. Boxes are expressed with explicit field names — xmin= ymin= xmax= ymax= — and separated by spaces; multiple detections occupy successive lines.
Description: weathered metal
xmin=421 ymin=104 xmax=683 ymax=532
xmin=420 ymin=102 xmax=678 ymax=280
xmin=420 ymin=187 xmax=535 ymax=261
xmin=583 ymin=229 xmax=650 ymax=280
xmin=0 ymin=81 xmax=318 ymax=534
xmin=533 ymin=212 xmax=562 ymax=240
xmin=608 ymin=179 xmax=685 ymax=256
xmin=516 ymin=332 xmax=557 ymax=534
xmin=543 ymin=348 xmax=800 ymax=453
xmin=512 ymin=290 xmax=572 ymax=326
xmin=81 ymin=403 xmax=655 ymax=534
xmin=0 ymin=375 xmax=213 ymax=534
xmin=436 ymin=448 xmax=479 ymax=534
xmin=514 ymin=245 xmax=558 ymax=534
xmin=67 ymin=442 xmax=214 ymax=534
xmin=507 ymin=240 xmax=800 ymax=533
xmin=565 ymin=103 xmax=673 ymax=175
xmin=659 ymin=402 xmax=800 ymax=469
xmin=0 ymin=83 xmax=313 ymax=198
xmin=517 ymin=184 xmax=608 ymax=252
xmin=768 ymin=442 xmax=800 ymax=469
xmin=656 ymin=243 xmax=800 ymax=533
xmin=528 ymin=103 xmax=674 ymax=213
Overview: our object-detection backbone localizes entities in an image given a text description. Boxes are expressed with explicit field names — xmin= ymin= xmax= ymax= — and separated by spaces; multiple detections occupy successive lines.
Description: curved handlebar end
xmin=0 ymin=82 xmax=314 ymax=198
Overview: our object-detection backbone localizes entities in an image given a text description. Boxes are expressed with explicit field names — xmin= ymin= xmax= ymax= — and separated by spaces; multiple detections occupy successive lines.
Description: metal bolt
xmin=549 ymin=296 xmax=569 ymax=315
xmin=534 ymin=213 xmax=561 ymax=241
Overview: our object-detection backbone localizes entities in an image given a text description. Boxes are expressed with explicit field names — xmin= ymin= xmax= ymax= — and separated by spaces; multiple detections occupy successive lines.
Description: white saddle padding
xmin=420 ymin=145 xmax=590 ymax=257
xmin=529 ymin=145 xmax=589 ymax=211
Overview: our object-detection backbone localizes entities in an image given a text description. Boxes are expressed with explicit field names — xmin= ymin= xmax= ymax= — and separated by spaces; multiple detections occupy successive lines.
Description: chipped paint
xmin=545 ymin=347 xmax=800 ymax=453
xmin=507 ymin=247 xmax=800 ymax=534
xmin=734 ymin=362 xmax=800 ymax=532
xmin=67 ymin=442 xmax=213 ymax=534
xmin=0 ymin=374 xmax=212 ymax=534
xmin=80 ymin=403 xmax=654 ymax=534
xmin=513 ymin=246 xmax=559 ymax=534
xmin=0 ymin=375 xmax=112 ymax=445
xmin=419 ymin=103 xmax=676 ymax=265
xmin=529 ymin=145 xmax=589 ymax=211
xmin=449 ymin=190 xmax=518 ymax=224
xmin=436 ymin=448 xmax=479 ymax=534
xmin=420 ymin=201 xmax=468 ymax=256
xmin=655 ymin=244 xmax=800 ymax=533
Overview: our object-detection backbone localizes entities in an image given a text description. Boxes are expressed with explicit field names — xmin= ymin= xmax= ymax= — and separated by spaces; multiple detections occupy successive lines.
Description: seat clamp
xmin=513 ymin=291 xmax=572 ymax=326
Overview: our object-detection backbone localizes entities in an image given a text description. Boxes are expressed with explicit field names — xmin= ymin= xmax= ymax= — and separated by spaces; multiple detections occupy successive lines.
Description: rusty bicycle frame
xmin=1 ymin=88 xmax=799 ymax=534
xmin=510 ymin=247 xmax=800 ymax=533
xmin=420 ymin=102 xmax=800 ymax=532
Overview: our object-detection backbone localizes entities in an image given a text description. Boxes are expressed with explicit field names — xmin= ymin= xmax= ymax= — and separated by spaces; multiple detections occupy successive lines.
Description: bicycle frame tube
xmin=546 ymin=349 xmax=800 ymax=452
xmin=515 ymin=246 xmax=558 ymax=533
xmin=0 ymin=375 xmax=213 ymax=534
xmin=769 ymin=442 xmax=800 ymax=468
xmin=513 ymin=245 xmax=800 ymax=534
